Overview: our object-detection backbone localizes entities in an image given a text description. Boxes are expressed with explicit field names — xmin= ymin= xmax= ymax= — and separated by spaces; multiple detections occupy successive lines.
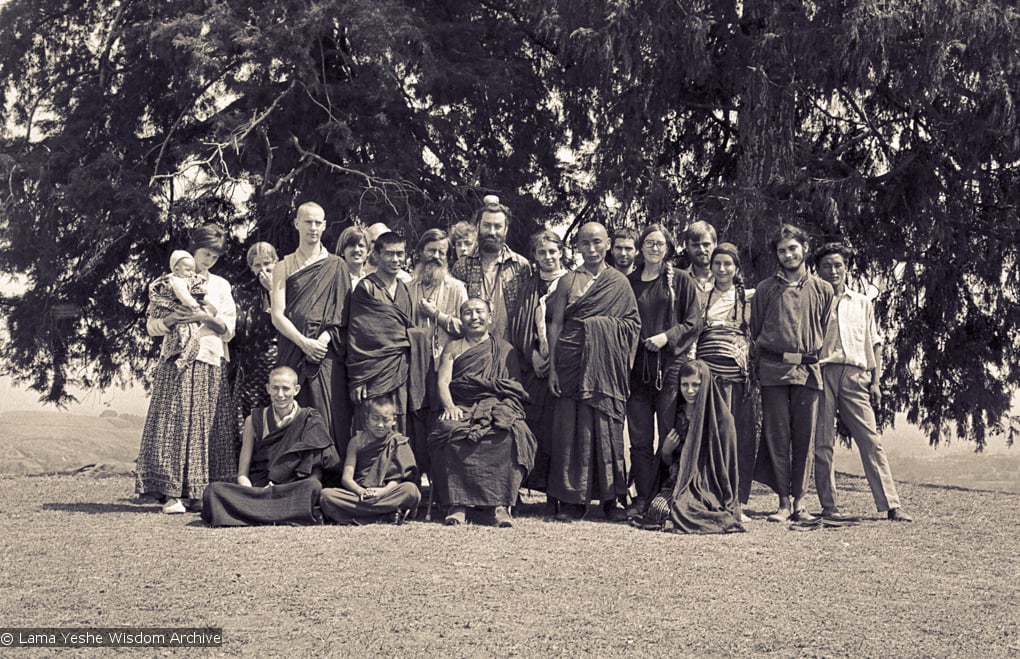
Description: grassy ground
xmin=1 ymin=471 xmax=1017 ymax=657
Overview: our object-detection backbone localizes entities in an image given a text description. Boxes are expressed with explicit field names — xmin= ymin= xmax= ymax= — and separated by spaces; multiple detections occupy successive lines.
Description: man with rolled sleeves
xmin=813 ymin=242 xmax=911 ymax=522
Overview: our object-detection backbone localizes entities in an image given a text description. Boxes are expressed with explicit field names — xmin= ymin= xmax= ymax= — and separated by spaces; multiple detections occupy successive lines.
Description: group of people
xmin=135 ymin=194 xmax=911 ymax=532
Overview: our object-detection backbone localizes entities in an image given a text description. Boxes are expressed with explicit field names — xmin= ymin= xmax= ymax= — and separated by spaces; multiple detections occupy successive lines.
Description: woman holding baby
xmin=135 ymin=224 xmax=239 ymax=514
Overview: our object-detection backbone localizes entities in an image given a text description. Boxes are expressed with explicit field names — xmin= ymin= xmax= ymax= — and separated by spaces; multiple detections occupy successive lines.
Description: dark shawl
xmin=248 ymin=406 xmax=342 ymax=487
xmin=555 ymin=268 xmax=641 ymax=420
xmin=352 ymin=430 xmax=419 ymax=488
xmin=346 ymin=273 xmax=414 ymax=399
xmin=428 ymin=337 xmax=537 ymax=505
xmin=277 ymin=255 xmax=351 ymax=375
xmin=651 ymin=360 xmax=744 ymax=534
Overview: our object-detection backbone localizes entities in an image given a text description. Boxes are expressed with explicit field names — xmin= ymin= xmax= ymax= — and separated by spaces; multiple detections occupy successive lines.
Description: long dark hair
xmin=708 ymin=242 xmax=748 ymax=333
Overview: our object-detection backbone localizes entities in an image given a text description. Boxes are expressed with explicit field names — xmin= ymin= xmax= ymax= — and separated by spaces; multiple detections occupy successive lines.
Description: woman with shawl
xmin=631 ymin=359 xmax=744 ymax=534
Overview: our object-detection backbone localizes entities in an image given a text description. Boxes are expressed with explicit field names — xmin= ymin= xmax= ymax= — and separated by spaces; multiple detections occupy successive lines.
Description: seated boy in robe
xmin=319 ymin=396 xmax=421 ymax=525
xmin=201 ymin=366 xmax=341 ymax=526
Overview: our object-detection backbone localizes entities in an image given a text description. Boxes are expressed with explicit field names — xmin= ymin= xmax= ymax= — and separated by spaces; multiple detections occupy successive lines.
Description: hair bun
xmin=482 ymin=194 xmax=500 ymax=206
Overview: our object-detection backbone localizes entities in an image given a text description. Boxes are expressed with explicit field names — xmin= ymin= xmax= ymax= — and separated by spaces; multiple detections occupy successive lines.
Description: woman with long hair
xmin=510 ymin=229 xmax=568 ymax=508
xmin=136 ymin=224 xmax=238 ymax=514
xmin=696 ymin=242 xmax=758 ymax=511
xmin=625 ymin=223 xmax=702 ymax=516
xmin=630 ymin=359 xmax=743 ymax=533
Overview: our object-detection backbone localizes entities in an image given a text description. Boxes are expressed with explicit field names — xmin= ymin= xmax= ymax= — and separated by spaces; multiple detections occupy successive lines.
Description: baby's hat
xmin=170 ymin=250 xmax=194 ymax=271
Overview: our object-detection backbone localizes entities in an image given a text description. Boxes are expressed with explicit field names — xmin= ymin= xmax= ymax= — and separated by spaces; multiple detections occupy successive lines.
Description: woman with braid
xmin=625 ymin=224 xmax=702 ymax=517
xmin=696 ymin=243 xmax=758 ymax=513
xmin=510 ymin=229 xmax=569 ymax=505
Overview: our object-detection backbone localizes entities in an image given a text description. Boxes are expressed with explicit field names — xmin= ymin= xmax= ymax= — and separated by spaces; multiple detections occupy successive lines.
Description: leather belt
xmin=758 ymin=347 xmax=819 ymax=365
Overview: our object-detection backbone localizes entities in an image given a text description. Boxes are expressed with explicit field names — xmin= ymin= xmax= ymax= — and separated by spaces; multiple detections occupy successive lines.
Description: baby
xmin=148 ymin=250 xmax=215 ymax=370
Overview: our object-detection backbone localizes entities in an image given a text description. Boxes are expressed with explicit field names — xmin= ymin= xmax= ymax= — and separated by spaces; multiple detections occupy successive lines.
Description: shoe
xmin=767 ymin=508 xmax=792 ymax=523
xmin=544 ymin=496 xmax=560 ymax=517
xmin=162 ymin=498 xmax=186 ymax=514
xmin=791 ymin=509 xmax=816 ymax=523
xmin=554 ymin=503 xmax=585 ymax=522
xmin=494 ymin=506 xmax=513 ymax=528
xmin=887 ymin=508 xmax=913 ymax=522
xmin=821 ymin=510 xmax=859 ymax=522
xmin=602 ymin=500 xmax=628 ymax=523
xmin=393 ymin=508 xmax=412 ymax=526
xmin=625 ymin=498 xmax=647 ymax=518
xmin=444 ymin=506 xmax=466 ymax=526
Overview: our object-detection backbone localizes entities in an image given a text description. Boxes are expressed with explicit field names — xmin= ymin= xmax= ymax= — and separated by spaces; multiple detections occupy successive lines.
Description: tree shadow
xmin=42 ymin=501 xmax=160 ymax=514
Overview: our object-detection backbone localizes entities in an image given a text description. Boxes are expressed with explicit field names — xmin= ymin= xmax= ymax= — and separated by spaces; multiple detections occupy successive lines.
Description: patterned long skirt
xmin=136 ymin=359 xmax=238 ymax=500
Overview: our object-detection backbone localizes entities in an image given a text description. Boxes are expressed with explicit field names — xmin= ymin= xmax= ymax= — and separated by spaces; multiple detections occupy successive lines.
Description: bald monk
xmin=547 ymin=223 xmax=641 ymax=522
xmin=201 ymin=366 xmax=341 ymax=526
xmin=271 ymin=202 xmax=353 ymax=457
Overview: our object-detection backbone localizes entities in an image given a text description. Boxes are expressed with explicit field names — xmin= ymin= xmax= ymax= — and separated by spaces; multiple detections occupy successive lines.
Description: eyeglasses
xmin=643 ymin=240 xmax=667 ymax=250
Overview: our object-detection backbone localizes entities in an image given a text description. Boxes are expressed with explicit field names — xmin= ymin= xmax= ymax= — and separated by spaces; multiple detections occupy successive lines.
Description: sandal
xmin=791 ymin=509 xmax=816 ymax=523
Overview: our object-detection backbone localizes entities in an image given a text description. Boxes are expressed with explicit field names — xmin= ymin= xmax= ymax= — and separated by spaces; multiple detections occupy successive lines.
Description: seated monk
xmin=202 ymin=366 xmax=341 ymax=526
xmin=428 ymin=298 xmax=537 ymax=528
xmin=319 ymin=396 xmax=422 ymax=525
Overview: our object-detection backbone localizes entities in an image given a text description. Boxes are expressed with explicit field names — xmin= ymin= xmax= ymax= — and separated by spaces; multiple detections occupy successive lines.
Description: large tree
xmin=0 ymin=0 xmax=563 ymax=404
xmin=3 ymin=0 xmax=1019 ymax=447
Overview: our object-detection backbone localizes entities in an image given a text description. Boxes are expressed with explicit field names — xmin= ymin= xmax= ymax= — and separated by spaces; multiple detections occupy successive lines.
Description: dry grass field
xmin=1 ymin=469 xmax=1017 ymax=657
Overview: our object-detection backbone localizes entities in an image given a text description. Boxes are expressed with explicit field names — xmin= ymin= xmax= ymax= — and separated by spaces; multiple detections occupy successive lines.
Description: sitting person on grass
xmin=319 ymin=396 xmax=421 ymax=525
xmin=428 ymin=297 xmax=536 ymax=528
xmin=631 ymin=359 xmax=744 ymax=534
xmin=201 ymin=366 xmax=341 ymax=526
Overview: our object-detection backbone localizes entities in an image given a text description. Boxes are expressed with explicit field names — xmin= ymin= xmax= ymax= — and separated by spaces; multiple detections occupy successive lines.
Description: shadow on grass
xmin=42 ymin=502 xmax=159 ymax=514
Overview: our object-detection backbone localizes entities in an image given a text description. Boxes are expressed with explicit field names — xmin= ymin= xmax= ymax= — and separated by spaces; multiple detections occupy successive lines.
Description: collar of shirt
xmin=774 ymin=270 xmax=809 ymax=288
xmin=273 ymin=402 xmax=300 ymax=428
xmin=469 ymin=244 xmax=524 ymax=266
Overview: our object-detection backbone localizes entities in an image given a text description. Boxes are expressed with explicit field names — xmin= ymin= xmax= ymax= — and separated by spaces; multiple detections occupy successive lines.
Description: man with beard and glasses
xmin=751 ymin=223 xmax=833 ymax=524
xmin=450 ymin=195 xmax=531 ymax=342
xmin=407 ymin=228 xmax=468 ymax=472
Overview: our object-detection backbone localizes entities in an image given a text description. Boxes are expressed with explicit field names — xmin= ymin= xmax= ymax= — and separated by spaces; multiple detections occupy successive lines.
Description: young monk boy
xmin=319 ymin=396 xmax=421 ymax=524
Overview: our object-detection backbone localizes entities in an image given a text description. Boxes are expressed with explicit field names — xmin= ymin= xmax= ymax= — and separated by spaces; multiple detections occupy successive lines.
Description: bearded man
xmin=450 ymin=195 xmax=531 ymax=342
xmin=406 ymin=228 xmax=468 ymax=469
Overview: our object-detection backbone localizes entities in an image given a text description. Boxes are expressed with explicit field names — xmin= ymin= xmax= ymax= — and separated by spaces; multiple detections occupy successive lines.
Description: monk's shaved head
xmin=578 ymin=222 xmax=609 ymax=241
xmin=296 ymin=202 xmax=324 ymax=221
xmin=576 ymin=222 xmax=610 ymax=272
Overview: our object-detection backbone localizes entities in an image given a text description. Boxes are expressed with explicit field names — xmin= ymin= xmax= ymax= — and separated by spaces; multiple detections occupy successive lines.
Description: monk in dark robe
xmin=271 ymin=202 xmax=352 ymax=457
xmin=509 ymin=230 xmax=568 ymax=503
xmin=631 ymin=360 xmax=744 ymax=534
xmin=202 ymin=367 xmax=342 ymax=526
xmin=319 ymin=396 xmax=421 ymax=524
xmin=346 ymin=232 xmax=430 ymax=436
xmin=429 ymin=298 xmax=537 ymax=528
xmin=547 ymin=222 xmax=641 ymax=522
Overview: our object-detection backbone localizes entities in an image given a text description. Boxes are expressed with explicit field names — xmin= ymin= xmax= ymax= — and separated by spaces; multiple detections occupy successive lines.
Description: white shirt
xmin=148 ymin=272 xmax=236 ymax=365
xmin=819 ymin=287 xmax=882 ymax=370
